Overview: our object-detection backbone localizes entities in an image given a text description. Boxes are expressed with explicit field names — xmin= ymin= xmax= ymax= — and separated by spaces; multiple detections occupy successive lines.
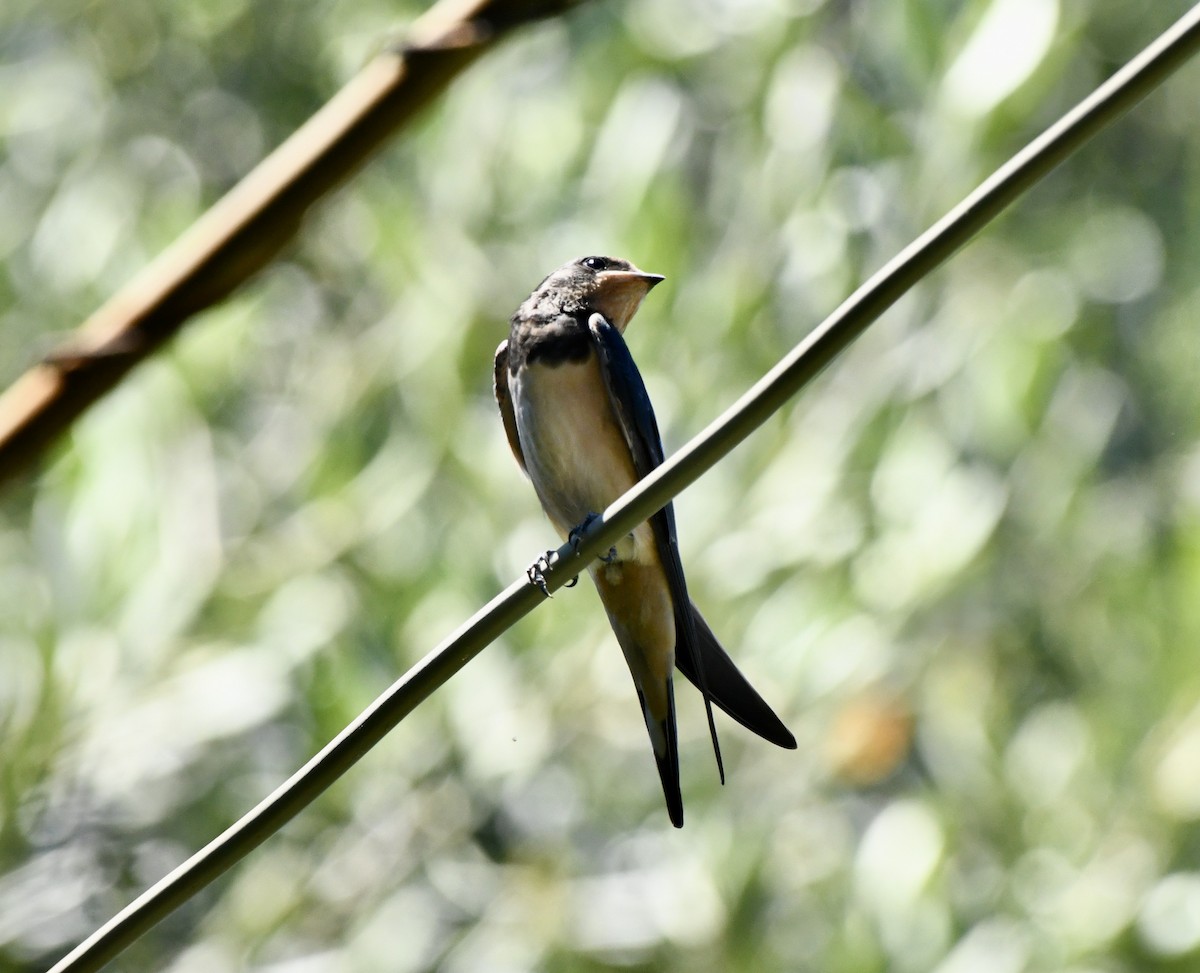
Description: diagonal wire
xmin=47 ymin=4 xmax=1200 ymax=972
xmin=0 ymin=0 xmax=581 ymax=490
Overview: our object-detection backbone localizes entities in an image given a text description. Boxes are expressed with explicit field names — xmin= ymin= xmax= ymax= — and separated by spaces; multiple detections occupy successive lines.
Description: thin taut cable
xmin=48 ymin=5 xmax=1200 ymax=972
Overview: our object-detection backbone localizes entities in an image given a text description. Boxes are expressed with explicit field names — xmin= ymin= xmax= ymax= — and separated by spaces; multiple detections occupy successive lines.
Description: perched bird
xmin=494 ymin=255 xmax=796 ymax=826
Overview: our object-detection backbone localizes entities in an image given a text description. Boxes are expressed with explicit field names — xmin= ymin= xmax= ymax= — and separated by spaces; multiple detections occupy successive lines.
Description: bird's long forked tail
xmin=639 ymin=681 xmax=684 ymax=827
xmin=675 ymin=603 xmax=797 ymax=751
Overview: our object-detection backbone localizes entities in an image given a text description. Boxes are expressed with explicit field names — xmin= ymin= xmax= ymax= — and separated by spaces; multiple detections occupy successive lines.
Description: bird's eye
xmin=581 ymin=256 xmax=608 ymax=271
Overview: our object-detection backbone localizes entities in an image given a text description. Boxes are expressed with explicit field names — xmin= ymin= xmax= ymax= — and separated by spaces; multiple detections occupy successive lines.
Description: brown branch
xmin=0 ymin=0 xmax=580 ymax=490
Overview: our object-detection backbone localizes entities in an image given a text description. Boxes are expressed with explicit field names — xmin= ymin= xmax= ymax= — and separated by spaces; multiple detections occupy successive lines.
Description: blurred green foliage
xmin=3 ymin=0 xmax=1200 ymax=970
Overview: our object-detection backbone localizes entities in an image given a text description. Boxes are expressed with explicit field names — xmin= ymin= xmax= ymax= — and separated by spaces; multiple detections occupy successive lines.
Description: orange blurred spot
xmin=826 ymin=691 xmax=913 ymax=785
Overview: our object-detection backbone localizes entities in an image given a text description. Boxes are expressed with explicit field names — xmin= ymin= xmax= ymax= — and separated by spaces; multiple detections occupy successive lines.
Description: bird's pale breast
xmin=512 ymin=354 xmax=644 ymax=546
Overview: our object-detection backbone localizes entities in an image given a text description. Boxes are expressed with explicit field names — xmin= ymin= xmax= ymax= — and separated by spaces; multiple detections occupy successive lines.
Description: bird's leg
xmin=526 ymin=551 xmax=554 ymax=598
xmin=569 ymin=513 xmax=621 ymax=564
xmin=526 ymin=551 xmax=579 ymax=598
xmin=567 ymin=513 xmax=599 ymax=551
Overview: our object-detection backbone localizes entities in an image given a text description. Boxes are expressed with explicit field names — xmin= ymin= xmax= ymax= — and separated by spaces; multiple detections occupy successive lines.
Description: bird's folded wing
xmin=587 ymin=313 xmax=726 ymax=774
xmin=493 ymin=339 xmax=526 ymax=474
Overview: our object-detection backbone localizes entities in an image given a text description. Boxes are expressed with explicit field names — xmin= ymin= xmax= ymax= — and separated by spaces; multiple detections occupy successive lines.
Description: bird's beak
xmin=597 ymin=270 xmax=665 ymax=288
xmin=594 ymin=270 xmax=665 ymax=331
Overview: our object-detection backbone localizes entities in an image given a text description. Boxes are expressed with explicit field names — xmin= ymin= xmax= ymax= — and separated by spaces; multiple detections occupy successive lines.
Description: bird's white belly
xmin=511 ymin=358 xmax=643 ymax=544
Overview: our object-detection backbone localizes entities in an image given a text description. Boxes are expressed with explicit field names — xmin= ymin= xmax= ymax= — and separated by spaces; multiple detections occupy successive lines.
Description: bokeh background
xmin=4 ymin=0 xmax=1200 ymax=969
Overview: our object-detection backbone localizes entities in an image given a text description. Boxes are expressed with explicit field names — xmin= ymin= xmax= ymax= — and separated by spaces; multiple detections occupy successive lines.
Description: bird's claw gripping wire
xmin=527 ymin=552 xmax=553 ymax=597
xmin=526 ymin=551 xmax=578 ymax=598
xmin=569 ymin=513 xmax=618 ymax=564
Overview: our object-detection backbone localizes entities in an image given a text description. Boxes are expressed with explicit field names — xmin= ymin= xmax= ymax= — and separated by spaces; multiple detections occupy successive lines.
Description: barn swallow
xmin=494 ymin=255 xmax=796 ymax=827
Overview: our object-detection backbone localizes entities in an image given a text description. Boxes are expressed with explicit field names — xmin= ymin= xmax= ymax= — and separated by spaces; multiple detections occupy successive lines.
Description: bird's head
xmin=526 ymin=255 xmax=665 ymax=331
